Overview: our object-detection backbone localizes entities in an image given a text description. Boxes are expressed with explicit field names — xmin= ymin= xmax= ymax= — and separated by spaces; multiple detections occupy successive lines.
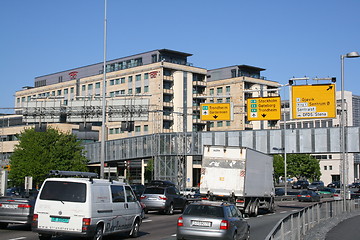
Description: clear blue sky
xmin=1 ymin=0 xmax=360 ymax=112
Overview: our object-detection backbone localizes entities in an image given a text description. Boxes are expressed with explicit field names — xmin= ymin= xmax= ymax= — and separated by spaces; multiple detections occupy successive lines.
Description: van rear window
xmin=40 ymin=181 xmax=86 ymax=203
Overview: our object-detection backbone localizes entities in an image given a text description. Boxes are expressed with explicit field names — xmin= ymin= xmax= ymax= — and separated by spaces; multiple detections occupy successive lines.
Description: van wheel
xmin=92 ymin=225 xmax=104 ymax=240
xmin=129 ymin=219 xmax=140 ymax=238
xmin=38 ymin=234 xmax=52 ymax=240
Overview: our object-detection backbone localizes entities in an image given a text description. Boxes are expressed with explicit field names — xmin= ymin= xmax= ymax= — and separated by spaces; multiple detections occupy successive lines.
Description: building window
xmin=110 ymin=79 xmax=115 ymax=85
xmin=88 ymin=84 xmax=93 ymax=90
xmin=136 ymin=74 xmax=141 ymax=81
xmin=226 ymin=121 xmax=231 ymax=126
xmin=152 ymin=54 xmax=157 ymax=63
xmin=226 ymin=86 xmax=231 ymax=93
xmin=121 ymin=77 xmax=125 ymax=83
xmin=115 ymin=78 xmax=120 ymax=85
xmin=64 ymin=88 xmax=68 ymax=94
xmin=51 ymin=91 xmax=55 ymax=96
xmin=136 ymin=87 xmax=141 ymax=94
xmin=324 ymin=166 xmax=327 ymax=170
xmin=135 ymin=126 xmax=141 ymax=132
xmin=109 ymin=128 xmax=114 ymax=134
xmin=217 ymin=87 xmax=223 ymax=95
xmin=217 ymin=98 xmax=223 ymax=103
xmin=128 ymin=76 xmax=133 ymax=82
xmin=82 ymin=85 xmax=86 ymax=91
xmin=95 ymin=82 xmax=100 ymax=89
xmin=144 ymin=125 xmax=149 ymax=132
xmin=209 ymin=88 xmax=214 ymax=95
xmin=120 ymin=90 xmax=125 ymax=95
xmin=144 ymin=86 xmax=149 ymax=93
xmin=57 ymin=90 xmax=62 ymax=96
xmin=217 ymin=121 xmax=223 ymax=127
xmin=27 ymin=96 xmax=31 ymax=101
xmin=144 ymin=73 xmax=149 ymax=80
xmin=329 ymin=165 xmax=332 ymax=170
xmin=226 ymin=97 xmax=230 ymax=103
xmin=128 ymin=88 xmax=133 ymax=94
xmin=231 ymin=69 xmax=237 ymax=78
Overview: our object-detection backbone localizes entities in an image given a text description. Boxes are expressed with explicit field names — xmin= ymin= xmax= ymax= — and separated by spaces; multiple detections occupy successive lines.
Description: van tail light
xmin=18 ymin=204 xmax=31 ymax=208
xmin=159 ymin=195 xmax=167 ymax=200
xmin=177 ymin=216 xmax=184 ymax=227
xmin=82 ymin=218 xmax=91 ymax=232
xmin=236 ymin=199 xmax=244 ymax=203
xmin=32 ymin=214 xmax=38 ymax=228
xmin=220 ymin=220 xmax=229 ymax=230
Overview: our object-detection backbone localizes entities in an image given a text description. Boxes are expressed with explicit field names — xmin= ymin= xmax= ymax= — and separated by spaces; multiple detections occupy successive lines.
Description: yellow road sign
xmin=247 ymin=97 xmax=281 ymax=121
xmin=200 ymin=103 xmax=232 ymax=121
xmin=291 ymin=84 xmax=336 ymax=119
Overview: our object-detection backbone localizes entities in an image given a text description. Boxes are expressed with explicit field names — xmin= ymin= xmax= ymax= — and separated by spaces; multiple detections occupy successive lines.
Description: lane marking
xmin=9 ymin=238 xmax=27 ymax=240
xmin=142 ymin=219 xmax=153 ymax=223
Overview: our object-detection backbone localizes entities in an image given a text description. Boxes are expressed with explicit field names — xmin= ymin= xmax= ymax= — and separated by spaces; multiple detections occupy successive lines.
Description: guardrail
xmin=265 ymin=199 xmax=360 ymax=240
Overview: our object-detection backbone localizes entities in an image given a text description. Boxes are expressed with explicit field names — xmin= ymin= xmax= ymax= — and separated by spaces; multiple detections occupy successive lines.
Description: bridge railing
xmin=265 ymin=199 xmax=360 ymax=240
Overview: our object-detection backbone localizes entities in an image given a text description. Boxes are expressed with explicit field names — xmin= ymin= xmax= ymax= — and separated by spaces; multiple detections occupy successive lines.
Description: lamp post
xmin=340 ymin=51 xmax=360 ymax=208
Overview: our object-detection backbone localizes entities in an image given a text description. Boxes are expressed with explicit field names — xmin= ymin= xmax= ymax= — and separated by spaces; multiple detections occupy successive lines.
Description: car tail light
xmin=334 ymin=194 xmax=339 ymax=197
xmin=306 ymin=195 xmax=311 ymax=198
xmin=82 ymin=218 xmax=91 ymax=232
xmin=177 ymin=216 xmax=184 ymax=227
xmin=236 ymin=199 xmax=245 ymax=203
xmin=297 ymin=195 xmax=301 ymax=197
xmin=159 ymin=195 xmax=167 ymax=200
xmin=220 ymin=220 xmax=229 ymax=230
xmin=18 ymin=204 xmax=31 ymax=208
xmin=32 ymin=214 xmax=38 ymax=228
xmin=140 ymin=195 xmax=147 ymax=200
xmin=0 ymin=204 xmax=2 ymax=207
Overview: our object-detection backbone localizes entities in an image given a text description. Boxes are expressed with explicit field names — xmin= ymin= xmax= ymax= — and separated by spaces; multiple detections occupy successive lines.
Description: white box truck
xmin=200 ymin=145 xmax=275 ymax=216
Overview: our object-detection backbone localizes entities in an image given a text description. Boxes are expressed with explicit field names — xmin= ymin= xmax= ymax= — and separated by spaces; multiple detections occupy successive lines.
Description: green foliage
xmin=273 ymin=154 xmax=321 ymax=183
xmin=144 ymin=158 xmax=154 ymax=182
xmin=9 ymin=127 xmax=89 ymax=188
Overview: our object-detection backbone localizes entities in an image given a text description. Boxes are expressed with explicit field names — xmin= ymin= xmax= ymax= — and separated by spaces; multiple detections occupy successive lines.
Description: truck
xmin=199 ymin=145 xmax=275 ymax=216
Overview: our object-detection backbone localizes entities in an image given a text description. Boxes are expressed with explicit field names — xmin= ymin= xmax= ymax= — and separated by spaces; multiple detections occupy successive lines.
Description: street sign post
xmin=290 ymin=84 xmax=336 ymax=119
xmin=200 ymin=103 xmax=233 ymax=121
xmin=247 ymin=97 xmax=281 ymax=121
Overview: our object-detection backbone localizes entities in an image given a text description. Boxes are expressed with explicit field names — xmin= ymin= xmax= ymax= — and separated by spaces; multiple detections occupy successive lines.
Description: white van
xmin=32 ymin=171 xmax=142 ymax=240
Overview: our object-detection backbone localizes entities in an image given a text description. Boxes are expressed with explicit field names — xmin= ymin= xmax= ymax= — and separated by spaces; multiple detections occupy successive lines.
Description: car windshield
xmin=144 ymin=187 xmax=165 ymax=194
xmin=40 ymin=181 xmax=86 ymax=203
xmin=183 ymin=205 xmax=224 ymax=218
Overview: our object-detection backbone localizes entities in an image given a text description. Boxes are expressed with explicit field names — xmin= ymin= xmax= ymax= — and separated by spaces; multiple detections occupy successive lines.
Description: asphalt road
xmin=325 ymin=215 xmax=360 ymax=240
xmin=0 ymin=200 xmax=318 ymax=240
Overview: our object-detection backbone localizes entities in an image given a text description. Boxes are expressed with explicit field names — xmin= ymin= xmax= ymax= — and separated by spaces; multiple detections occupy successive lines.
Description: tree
xmin=9 ymin=127 xmax=89 ymax=188
xmin=273 ymin=154 xmax=321 ymax=183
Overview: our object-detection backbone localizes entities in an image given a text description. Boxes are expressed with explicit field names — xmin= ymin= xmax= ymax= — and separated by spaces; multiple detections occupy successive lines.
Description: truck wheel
xmin=38 ymin=234 xmax=52 ymax=240
xmin=92 ymin=225 xmax=104 ymax=240
xmin=251 ymin=201 xmax=259 ymax=217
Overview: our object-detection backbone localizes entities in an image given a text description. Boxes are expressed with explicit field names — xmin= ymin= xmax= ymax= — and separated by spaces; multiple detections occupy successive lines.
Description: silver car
xmin=140 ymin=185 xmax=187 ymax=214
xmin=176 ymin=201 xmax=250 ymax=240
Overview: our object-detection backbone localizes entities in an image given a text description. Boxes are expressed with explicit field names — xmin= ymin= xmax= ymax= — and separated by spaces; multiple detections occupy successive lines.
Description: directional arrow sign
xmin=200 ymin=103 xmax=233 ymax=121
xmin=291 ymin=84 xmax=336 ymax=119
xmin=247 ymin=97 xmax=281 ymax=121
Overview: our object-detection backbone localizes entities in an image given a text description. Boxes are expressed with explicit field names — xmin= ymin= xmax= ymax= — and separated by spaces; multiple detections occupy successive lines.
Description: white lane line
xmin=9 ymin=237 xmax=27 ymax=240
xmin=280 ymin=211 xmax=288 ymax=214
xmin=142 ymin=219 xmax=153 ymax=223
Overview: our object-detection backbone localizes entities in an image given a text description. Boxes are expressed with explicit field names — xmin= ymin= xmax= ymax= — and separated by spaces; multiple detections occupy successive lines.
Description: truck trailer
xmin=200 ymin=145 xmax=275 ymax=216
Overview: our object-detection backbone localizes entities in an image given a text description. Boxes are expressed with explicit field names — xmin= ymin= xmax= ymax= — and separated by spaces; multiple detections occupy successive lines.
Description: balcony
xmin=163 ymin=89 xmax=173 ymax=94
xmin=193 ymin=80 xmax=206 ymax=87
xmin=163 ymin=102 xmax=173 ymax=107
xmin=163 ymin=76 xmax=174 ymax=81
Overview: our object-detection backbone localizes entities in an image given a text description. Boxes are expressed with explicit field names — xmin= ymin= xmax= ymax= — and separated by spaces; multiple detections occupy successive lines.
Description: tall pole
xmin=340 ymin=54 xmax=346 ymax=208
xmin=283 ymin=101 xmax=287 ymax=196
xmin=100 ymin=0 xmax=108 ymax=179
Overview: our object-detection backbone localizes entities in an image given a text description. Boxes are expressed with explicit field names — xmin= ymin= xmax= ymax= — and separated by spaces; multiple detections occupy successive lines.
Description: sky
xmin=1 ymin=0 xmax=360 ymax=113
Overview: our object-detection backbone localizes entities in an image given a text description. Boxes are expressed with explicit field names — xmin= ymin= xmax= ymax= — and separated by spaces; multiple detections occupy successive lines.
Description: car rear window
xmin=40 ymin=181 xmax=86 ymax=203
xmin=183 ymin=205 xmax=224 ymax=218
xmin=144 ymin=187 xmax=165 ymax=194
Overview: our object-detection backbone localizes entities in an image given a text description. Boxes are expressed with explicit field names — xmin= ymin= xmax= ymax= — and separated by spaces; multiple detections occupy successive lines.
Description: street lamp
xmin=340 ymin=51 xmax=360 ymax=208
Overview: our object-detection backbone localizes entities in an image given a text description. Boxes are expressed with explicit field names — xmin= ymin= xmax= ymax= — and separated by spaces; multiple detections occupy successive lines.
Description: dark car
xmin=131 ymin=184 xmax=146 ymax=199
xmin=327 ymin=181 xmax=341 ymax=188
xmin=0 ymin=189 xmax=38 ymax=228
xmin=350 ymin=182 xmax=360 ymax=188
xmin=148 ymin=180 xmax=175 ymax=187
xmin=177 ymin=201 xmax=250 ymax=240
xmin=307 ymin=181 xmax=324 ymax=191
xmin=297 ymin=190 xmax=320 ymax=202
xmin=292 ymin=180 xmax=309 ymax=189
xmin=275 ymin=188 xmax=285 ymax=196
xmin=140 ymin=185 xmax=187 ymax=214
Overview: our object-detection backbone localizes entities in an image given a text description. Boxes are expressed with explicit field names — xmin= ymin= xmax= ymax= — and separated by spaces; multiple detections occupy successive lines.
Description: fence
xmin=265 ymin=200 xmax=360 ymax=240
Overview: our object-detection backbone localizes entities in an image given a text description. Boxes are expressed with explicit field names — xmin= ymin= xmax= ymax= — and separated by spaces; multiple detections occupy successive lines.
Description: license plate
xmin=1 ymin=204 xmax=18 ymax=209
xmin=51 ymin=217 xmax=69 ymax=223
xmin=192 ymin=220 xmax=211 ymax=227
